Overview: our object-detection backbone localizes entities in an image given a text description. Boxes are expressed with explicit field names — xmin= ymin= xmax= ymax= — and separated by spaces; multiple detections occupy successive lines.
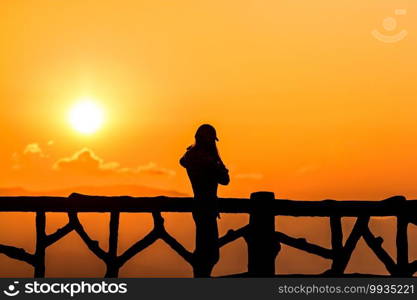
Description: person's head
xmin=195 ymin=124 xmax=218 ymax=145
xmin=194 ymin=124 xmax=220 ymax=158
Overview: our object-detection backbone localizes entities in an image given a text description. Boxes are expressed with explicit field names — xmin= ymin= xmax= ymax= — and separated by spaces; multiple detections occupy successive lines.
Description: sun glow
xmin=69 ymin=99 xmax=104 ymax=134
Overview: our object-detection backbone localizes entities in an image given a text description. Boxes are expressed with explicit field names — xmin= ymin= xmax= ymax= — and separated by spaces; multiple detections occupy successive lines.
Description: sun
xmin=69 ymin=99 xmax=104 ymax=134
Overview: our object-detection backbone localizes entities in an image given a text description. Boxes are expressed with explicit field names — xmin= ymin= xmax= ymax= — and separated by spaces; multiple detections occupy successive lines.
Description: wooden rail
xmin=0 ymin=192 xmax=416 ymax=277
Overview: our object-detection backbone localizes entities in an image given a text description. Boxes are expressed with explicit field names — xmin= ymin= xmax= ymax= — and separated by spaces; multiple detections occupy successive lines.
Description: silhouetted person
xmin=180 ymin=124 xmax=230 ymax=277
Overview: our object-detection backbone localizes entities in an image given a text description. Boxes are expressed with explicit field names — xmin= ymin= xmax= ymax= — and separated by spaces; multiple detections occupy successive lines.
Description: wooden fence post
xmin=34 ymin=212 xmax=46 ymax=277
xmin=105 ymin=211 xmax=120 ymax=278
xmin=396 ymin=215 xmax=409 ymax=276
xmin=329 ymin=216 xmax=344 ymax=274
xmin=246 ymin=191 xmax=277 ymax=277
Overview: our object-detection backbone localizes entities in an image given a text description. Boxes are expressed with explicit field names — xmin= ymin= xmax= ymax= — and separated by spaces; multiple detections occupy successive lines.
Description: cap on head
xmin=195 ymin=124 xmax=219 ymax=142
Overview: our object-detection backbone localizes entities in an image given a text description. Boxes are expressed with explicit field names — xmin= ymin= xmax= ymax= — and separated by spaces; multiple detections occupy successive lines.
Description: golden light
xmin=69 ymin=99 xmax=104 ymax=134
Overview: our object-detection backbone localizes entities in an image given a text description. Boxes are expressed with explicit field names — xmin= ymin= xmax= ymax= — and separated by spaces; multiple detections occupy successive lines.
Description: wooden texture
xmin=246 ymin=192 xmax=278 ymax=277
xmin=0 ymin=194 xmax=412 ymax=216
xmin=0 ymin=193 xmax=416 ymax=277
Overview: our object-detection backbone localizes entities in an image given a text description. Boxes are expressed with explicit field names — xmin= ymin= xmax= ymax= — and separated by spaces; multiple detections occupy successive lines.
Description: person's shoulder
xmin=183 ymin=145 xmax=196 ymax=157
xmin=180 ymin=145 xmax=195 ymax=167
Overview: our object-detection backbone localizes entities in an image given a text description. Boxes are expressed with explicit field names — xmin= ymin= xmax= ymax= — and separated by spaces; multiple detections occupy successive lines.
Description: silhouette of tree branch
xmin=45 ymin=223 xmax=74 ymax=247
xmin=361 ymin=227 xmax=397 ymax=274
xmin=408 ymin=260 xmax=417 ymax=275
xmin=149 ymin=211 xmax=193 ymax=264
xmin=68 ymin=212 xmax=108 ymax=261
xmin=0 ymin=244 xmax=35 ymax=265
xmin=117 ymin=230 xmax=159 ymax=267
xmin=326 ymin=216 xmax=369 ymax=274
xmin=344 ymin=217 xmax=369 ymax=254
xmin=274 ymin=232 xmax=333 ymax=259
xmin=160 ymin=230 xmax=193 ymax=264
xmin=218 ymin=225 xmax=249 ymax=248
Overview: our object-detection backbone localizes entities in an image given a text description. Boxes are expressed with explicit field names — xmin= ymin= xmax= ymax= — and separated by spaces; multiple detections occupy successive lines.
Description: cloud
xmin=12 ymin=143 xmax=175 ymax=180
xmin=12 ymin=143 xmax=50 ymax=170
xmin=24 ymin=143 xmax=44 ymax=155
xmin=235 ymin=173 xmax=263 ymax=180
xmin=53 ymin=148 xmax=120 ymax=174
xmin=53 ymin=148 xmax=175 ymax=176
xmin=118 ymin=162 xmax=176 ymax=176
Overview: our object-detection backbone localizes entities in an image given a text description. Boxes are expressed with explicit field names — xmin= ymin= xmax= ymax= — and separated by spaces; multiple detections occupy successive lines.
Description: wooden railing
xmin=0 ymin=192 xmax=417 ymax=277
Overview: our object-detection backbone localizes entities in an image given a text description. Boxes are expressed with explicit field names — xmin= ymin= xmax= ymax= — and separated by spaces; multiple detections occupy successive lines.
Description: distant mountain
xmin=0 ymin=187 xmax=29 ymax=196
xmin=0 ymin=184 xmax=188 ymax=197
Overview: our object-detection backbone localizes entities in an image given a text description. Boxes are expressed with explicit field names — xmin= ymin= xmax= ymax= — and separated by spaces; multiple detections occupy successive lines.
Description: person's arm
xmin=216 ymin=161 xmax=230 ymax=185
xmin=179 ymin=154 xmax=187 ymax=168
xmin=179 ymin=147 xmax=192 ymax=168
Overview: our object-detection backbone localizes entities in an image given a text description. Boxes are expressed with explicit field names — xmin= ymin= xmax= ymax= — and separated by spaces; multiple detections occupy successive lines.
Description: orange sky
xmin=0 ymin=0 xmax=416 ymax=200
xmin=1 ymin=0 xmax=417 ymax=278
